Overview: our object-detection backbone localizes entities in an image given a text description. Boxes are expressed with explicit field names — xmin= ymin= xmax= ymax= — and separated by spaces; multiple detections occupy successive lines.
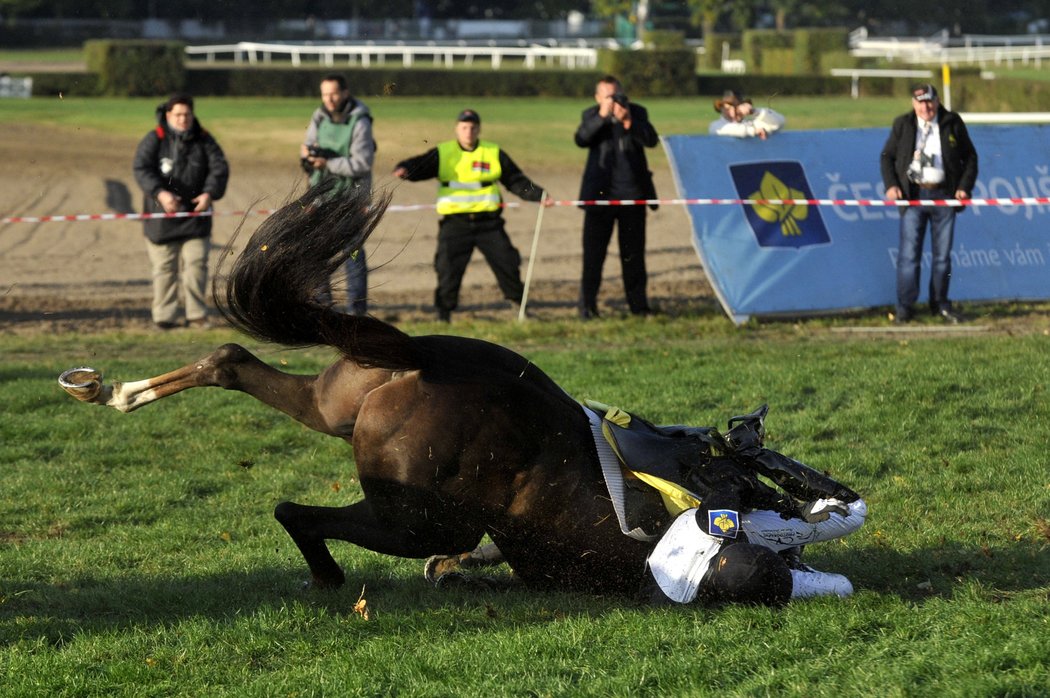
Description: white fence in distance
xmin=0 ymin=76 xmax=32 ymax=99
xmin=849 ymin=27 xmax=1050 ymax=67
xmin=185 ymin=40 xmax=601 ymax=70
xmin=829 ymin=68 xmax=933 ymax=99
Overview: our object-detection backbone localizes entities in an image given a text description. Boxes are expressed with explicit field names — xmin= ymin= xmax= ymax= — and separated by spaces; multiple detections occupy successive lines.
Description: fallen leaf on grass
xmin=353 ymin=585 xmax=370 ymax=620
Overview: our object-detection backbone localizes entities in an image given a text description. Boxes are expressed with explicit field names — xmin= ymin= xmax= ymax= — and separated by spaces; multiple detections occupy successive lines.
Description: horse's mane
xmin=216 ymin=181 xmax=422 ymax=371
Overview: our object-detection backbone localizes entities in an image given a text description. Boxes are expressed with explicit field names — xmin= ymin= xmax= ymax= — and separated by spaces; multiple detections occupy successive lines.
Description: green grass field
xmin=2 ymin=87 xmax=1049 ymax=695
xmin=1 ymin=316 xmax=1048 ymax=696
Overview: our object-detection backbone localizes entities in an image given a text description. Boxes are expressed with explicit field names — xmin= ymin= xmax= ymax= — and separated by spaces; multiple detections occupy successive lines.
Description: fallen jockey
xmin=425 ymin=403 xmax=867 ymax=606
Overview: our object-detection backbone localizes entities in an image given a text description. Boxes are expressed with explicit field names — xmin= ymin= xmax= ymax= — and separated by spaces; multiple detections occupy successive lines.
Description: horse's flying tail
xmin=216 ymin=181 xmax=422 ymax=371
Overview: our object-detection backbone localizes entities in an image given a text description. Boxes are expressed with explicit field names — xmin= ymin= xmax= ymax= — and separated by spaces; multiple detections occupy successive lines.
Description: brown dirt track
xmin=0 ymin=123 xmax=715 ymax=334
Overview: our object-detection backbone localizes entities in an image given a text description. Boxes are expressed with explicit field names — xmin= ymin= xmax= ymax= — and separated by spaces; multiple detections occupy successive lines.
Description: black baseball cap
xmin=911 ymin=84 xmax=938 ymax=102
xmin=457 ymin=109 xmax=481 ymax=124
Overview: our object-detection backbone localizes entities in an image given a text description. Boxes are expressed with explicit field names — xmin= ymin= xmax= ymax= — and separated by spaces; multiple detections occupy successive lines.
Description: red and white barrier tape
xmin=4 ymin=197 xmax=1049 ymax=225
xmin=556 ymin=197 xmax=1050 ymax=208
xmin=0 ymin=202 xmax=440 ymax=225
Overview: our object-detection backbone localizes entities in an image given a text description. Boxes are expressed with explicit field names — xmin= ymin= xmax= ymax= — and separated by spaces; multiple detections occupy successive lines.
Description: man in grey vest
xmin=301 ymin=73 xmax=375 ymax=316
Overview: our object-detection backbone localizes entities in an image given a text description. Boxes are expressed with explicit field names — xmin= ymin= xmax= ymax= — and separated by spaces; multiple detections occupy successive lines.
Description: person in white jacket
xmin=709 ymin=90 xmax=785 ymax=140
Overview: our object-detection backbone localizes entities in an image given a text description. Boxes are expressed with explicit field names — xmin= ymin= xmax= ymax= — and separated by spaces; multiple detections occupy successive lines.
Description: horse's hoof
xmin=58 ymin=367 xmax=104 ymax=402
xmin=434 ymin=572 xmax=469 ymax=589
xmin=424 ymin=555 xmax=461 ymax=584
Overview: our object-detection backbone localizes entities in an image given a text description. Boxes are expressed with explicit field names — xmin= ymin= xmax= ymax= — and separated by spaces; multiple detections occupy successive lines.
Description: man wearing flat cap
xmin=394 ymin=109 xmax=549 ymax=322
xmin=880 ymin=83 xmax=978 ymax=324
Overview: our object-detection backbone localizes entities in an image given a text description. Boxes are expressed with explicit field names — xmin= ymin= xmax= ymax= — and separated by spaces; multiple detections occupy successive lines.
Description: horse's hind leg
xmin=60 ymin=344 xmax=391 ymax=437
xmin=274 ymin=499 xmax=485 ymax=589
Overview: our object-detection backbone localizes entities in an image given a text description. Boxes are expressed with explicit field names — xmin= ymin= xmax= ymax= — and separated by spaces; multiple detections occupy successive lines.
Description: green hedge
xmin=84 ymin=39 xmax=186 ymax=96
xmin=20 ymin=61 xmax=1050 ymax=113
xmin=597 ymin=48 xmax=697 ymax=96
xmin=739 ymin=27 xmax=850 ymax=75
xmin=21 ymin=71 xmax=100 ymax=97
xmin=951 ymin=75 xmax=1050 ymax=112
xmin=700 ymin=33 xmax=736 ymax=71
xmin=186 ymin=66 xmax=601 ymax=98
xmin=793 ymin=28 xmax=850 ymax=75
xmin=742 ymin=29 xmax=793 ymax=74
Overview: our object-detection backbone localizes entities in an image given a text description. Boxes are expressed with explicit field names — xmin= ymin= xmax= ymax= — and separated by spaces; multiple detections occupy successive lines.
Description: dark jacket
xmin=880 ymin=106 xmax=978 ymax=199
xmin=133 ymin=105 xmax=230 ymax=244
xmin=575 ymin=101 xmax=659 ymax=209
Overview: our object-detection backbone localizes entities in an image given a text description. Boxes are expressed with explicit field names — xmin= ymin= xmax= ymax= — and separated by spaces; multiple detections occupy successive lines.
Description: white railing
xmin=849 ymin=27 xmax=1050 ymax=67
xmin=185 ymin=40 xmax=599 ymax=70
xmin=0 ymin=76 xmax=32 ymax=99
xmin=829 ymin=68 xmax=933 ymax=99
xmin=959 ymin=112 xmax=1050 ymax=123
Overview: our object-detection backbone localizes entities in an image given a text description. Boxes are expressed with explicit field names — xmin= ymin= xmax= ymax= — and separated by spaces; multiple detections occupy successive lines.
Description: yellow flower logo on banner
xmin=750 ymin=171 xmax=809 ymax=237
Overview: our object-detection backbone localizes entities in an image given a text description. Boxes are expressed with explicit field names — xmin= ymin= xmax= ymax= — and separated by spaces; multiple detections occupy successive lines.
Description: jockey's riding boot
xmin=790 ymin=568 xmax=853 ymax=599
xmin=779 ymin=545 xmax=806 ymax=570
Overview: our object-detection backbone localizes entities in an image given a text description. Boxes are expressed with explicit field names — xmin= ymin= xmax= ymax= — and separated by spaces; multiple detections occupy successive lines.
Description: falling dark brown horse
xmin=59 ymin=185 xmax=666 ymax=596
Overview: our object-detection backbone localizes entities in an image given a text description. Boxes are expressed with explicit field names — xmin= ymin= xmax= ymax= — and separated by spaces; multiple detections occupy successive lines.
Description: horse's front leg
xmin=59 ymin=343 xmax=345 ymax=435
xmin=274 ymin=498 xmax=486 ymax=589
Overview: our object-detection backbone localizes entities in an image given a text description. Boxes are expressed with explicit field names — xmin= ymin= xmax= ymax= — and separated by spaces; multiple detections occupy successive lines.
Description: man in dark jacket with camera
xmin=880 ymin=83 xmax=978 ymax=324
xmin=575 ymin=75 xmax=659 ymax=319
xmin=133 ymin=94 xmax=229 ymax=330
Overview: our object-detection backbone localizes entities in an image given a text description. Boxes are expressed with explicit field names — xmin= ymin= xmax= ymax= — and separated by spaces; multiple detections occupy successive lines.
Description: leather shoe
xmin=890 ymin=307 xmax=912 ymax=324
xmin=579 ymin=306 xmax=600 ymax=320
xmin=937 ymin=308 xmax=966 ymax=324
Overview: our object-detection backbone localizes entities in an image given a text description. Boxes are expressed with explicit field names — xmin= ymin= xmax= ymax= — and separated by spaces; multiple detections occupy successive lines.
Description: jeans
xmin=314 ymin=248 xmax=368 ymax=316
xmin=896 ymin=190 xmax=956 ymax=313
xmin=345 ymin=249 xmax=368 ymax=316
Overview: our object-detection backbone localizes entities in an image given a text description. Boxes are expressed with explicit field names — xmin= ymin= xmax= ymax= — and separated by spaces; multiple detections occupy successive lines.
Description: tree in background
xmin=2 ymin=0 xmax=1046 ymax=35
xmin=686 ymin=0 xmax=727 ymax=38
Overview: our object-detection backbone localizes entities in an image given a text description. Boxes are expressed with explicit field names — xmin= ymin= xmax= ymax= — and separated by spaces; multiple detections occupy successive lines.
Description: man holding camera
xmin=301 ymin=73 xmax=375 ymax=315
xmin=880 ymin=83 xmax=978 ymax=324
xmin=574 ymin=75 xmax=659 ymax=319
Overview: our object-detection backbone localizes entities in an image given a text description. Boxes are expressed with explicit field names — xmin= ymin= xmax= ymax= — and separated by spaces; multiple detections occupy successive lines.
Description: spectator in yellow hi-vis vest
xmin=394 ymin=109 xmax=551 ymax=322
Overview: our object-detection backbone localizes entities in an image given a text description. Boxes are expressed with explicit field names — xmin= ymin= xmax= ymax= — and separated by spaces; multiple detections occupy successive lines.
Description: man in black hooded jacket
xmin=133 ymin=93 xmax=229 ymax=330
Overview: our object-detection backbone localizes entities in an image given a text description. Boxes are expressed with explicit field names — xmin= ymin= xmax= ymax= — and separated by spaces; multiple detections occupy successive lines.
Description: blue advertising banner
xmin=662 ymin=126 xmax=1050 ymax=323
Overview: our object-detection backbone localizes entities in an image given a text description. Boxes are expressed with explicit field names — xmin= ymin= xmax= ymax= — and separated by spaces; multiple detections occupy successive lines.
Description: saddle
xmin=586 ymin=401 xmax=859 ymax=536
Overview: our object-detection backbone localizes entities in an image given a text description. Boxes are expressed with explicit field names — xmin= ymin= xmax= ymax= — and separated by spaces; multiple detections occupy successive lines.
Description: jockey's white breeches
xmin=740 ymin=499 xmax=867 ymax=551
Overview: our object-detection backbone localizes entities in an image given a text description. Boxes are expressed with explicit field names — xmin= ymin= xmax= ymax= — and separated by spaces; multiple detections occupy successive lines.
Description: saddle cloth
xmin=583 ymin=401 xmax=706 ymax=542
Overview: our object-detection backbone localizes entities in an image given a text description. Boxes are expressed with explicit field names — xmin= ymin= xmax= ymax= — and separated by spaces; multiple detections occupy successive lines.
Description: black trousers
xmin=435 ymin=213 xmax=523 ymax=312
xmin=580 ymin=206 xmax=649 ymax=314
